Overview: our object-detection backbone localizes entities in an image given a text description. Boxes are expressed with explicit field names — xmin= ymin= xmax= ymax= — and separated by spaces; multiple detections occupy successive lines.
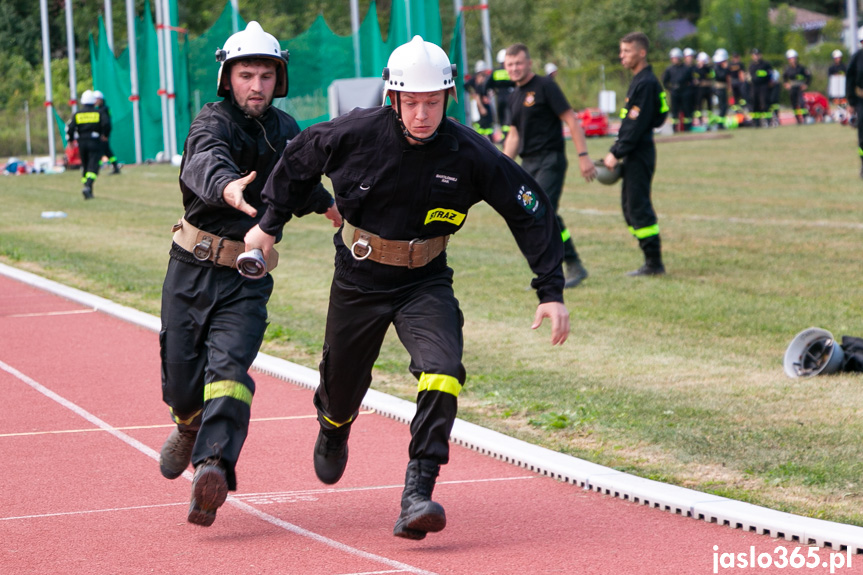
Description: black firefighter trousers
xmin=314 ymin=270 xmax=465 ymax=466
xmin=160 ymin=256 xmax=273 ymax=490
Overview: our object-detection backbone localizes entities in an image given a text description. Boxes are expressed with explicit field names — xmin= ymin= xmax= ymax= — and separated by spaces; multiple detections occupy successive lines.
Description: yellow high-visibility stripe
xmin=204 ymin=380 xmax=253 ymax=406
xmin=75 ymin=111 xmax=101 ymax=124
xmin=85 ymin=172 xmax=98 ymax=180
xmin=322 ymin=414 xmax=354 ymax=428
xmin=858 ymin=147 xmax=863 ymax=157
xmin=628 ymin=224 xmax=659 ymax=239
xmin=561 ymin=228 xmax=571 ymax=243
xmin=417 ymin=373 xmax=461 ymax=397
xmin=169 ymin=407 xmax=202 ymax=426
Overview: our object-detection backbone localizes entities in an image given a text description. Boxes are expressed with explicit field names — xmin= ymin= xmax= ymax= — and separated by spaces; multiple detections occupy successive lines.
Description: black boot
xmin=81 ymin=180 xmax=94 ymax=200
xmin=187 ymin=457 xmax=228 ymax=527
xmin=627 ymin=235 xmax=665 ymax=276
xmin=313 ymin=425 xmax=350 ymax=484
xmin=393 ymin=459 xmax=446 ymax=540
xmin=563 ymin=260 xmax=588 ymax=288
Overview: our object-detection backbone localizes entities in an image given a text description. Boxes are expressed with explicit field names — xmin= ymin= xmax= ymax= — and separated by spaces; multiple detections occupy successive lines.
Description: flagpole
xmin=126 ymin=0 xmax=142 ymax=163
xmin=39 ymin=0 xmax=57 ymax=163
xmin=104 ymin=0 xmax=114 ymax=53
xmin=350 ymin=0 xmax=361 ymax=77
xmin=161 ymin=0 xmax=178 ymax=158
xmin=65 ymin=0 xmax=78 ymax=114
xmin=154 ymin=0 xmax=170 ymax=160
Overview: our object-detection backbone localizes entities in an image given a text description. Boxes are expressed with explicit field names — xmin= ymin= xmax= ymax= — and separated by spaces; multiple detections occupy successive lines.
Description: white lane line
xmin=0 ymin=359 xmax=438 ymax=575
xmin=1 ymin=502 xmax=187 ymax=521
xmin=3 ymin=308 xmax=98 ymax=318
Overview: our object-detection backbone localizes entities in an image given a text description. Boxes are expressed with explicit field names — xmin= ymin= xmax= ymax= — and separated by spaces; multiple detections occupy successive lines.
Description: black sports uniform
xmin=160 ymin=99 xmax=332 ymax=491
xmin=257 ymin=105 xmax=565 ymax=470
xmin=609 ymin=64 xmax=668 ymax=271
xmin=507 ymin=73 xmax=584 ymax=268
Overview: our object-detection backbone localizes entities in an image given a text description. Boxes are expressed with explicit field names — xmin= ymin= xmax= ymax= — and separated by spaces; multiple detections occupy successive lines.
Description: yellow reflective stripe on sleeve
xmin=204 ymin=380 xmax=253 ymax=406
xmin=619 ymin=107 xmax=628 ymax=119
xmin=858 ymin=147 xmax=863 ymax=157
xmin=322 ymin=414 xmax=355 ymax=428
xmin=561 ymin=228 xmax=571 ymax=242
xmin=628 ymin=224 xmax=660 ymax=239
xmin=417 ymin=373 xmax=461 ymax=397
xmin=75 ymin=111 xmax=101 ymax=124
xmin=169 ymin=407 xmax=202 ymax=426
xmin=658 ymin=91 xmax=669 ymax=113
xmin=492 ymin=69 xmax=510 ymax=81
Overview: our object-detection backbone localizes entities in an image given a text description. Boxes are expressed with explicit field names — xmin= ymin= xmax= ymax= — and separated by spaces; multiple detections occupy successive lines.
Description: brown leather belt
xmin=171 ymin=218 xmax=278 ymax=271
xmin=341 ymin=221 xmax=448 ymax=269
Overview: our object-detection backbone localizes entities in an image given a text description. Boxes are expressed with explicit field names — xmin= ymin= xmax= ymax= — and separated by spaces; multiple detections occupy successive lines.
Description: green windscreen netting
xmin=90 ymin=0 xmax=464 ymax=164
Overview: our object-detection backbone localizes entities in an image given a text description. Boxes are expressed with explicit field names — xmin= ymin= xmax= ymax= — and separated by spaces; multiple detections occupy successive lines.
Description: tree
xmin=697 ymin=0 xmax=791 ymax=56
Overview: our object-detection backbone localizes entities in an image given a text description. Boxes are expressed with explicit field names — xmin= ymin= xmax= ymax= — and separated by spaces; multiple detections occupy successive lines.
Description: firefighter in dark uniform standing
xmin=692 ymin=52 xmax=714 ymax=127
xmin=748 ymin=48 xmax=774 ymax=127
xmin=502 ymin=42 xmax=596 ymax=288
xmin=783 ymin=49 xmax=811 ymax=124
xmin=727 ymin=52 xmax=748 ymax=114
xmin=157 ymin=21 xmax=340 ymax=527
xmin=66 ymin=89 xmax=109 ymax=199
xmin=661 ymin=48 xmax=692 ymax=133
xmin=712 ymin=48 xmax=732 ymax=128
xmin=845 ymin=40 xmax=863 ymax=177
xmin=245 ymin=36 xmax=570 ymax=540
xmin=603 ymin=32 xmax=668 ymax=276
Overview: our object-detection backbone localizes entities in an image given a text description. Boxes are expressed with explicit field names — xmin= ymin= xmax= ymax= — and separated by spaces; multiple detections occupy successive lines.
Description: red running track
xmin=0 ymin=273 xmax=859 ymax=575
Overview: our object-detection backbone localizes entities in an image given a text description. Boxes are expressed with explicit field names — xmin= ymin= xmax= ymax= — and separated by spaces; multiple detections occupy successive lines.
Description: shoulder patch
xmin=628 ymin=106 xmax=641 ymax=120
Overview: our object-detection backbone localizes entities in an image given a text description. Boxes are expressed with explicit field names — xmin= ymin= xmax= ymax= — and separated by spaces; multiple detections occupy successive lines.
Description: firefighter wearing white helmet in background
xmin=157 ymin=20 xmax=340 ymax=528
xmin=783 ymin=49 xmax=811 ymax=124
xmin=681 ymin=47 xmax=697 ymax=129
xmin=727 ymin=51 xmax=749 ymax=114
xmin=486 ymin=47 xmax=515 ymax=139
xmin=845 ymin=38 xmax=863 ymax=177
xmin=828 ymin=49 xmax=847 ymax=122
xmin=712 ymin=48 xmax=733 ymax=127
xmin=465 ymin=59 xmax=493 ymax=139
xmin=92 ymin=90 xmax=121 ymax=174
xmin=692 ymin=51 xmax=714 ymax=127
xmin=661 ymin=47 xmax=693 ymax=132
xmin=66 ymin=89 xmax=110 ymax=199
xmin=245 ymin=35 xmax=571 ymax=540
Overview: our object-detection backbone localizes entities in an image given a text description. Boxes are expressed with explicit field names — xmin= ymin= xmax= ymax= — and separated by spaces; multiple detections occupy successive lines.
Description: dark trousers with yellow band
xmin=521 ymin=150 xmax=581 ymax=265
xmin=621 ymin=143 xmax=662 ymax=266
xmin=160 ymin=256 xmax=273 ymax=490
xmin=315 ymin=270 xmax=464 ymax=465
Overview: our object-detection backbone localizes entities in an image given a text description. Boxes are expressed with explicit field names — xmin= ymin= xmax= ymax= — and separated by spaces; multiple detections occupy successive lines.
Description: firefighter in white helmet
xmin=662 ymin=47 xmax=693 ymax=131
xmin=783 ymin=48 xmax=811 ymax=124
xmin=157 ymin=20 xmax=340 ymax=528
xmin=92 ymin=90 xmax=121 ymax=174
xmin=66 ymin=89 xmax=110 ymax=199
xmin=245 ymin=35 xmax=570 ymax=540
xmin=692 ymin=51 xmax=714 ymax=126
xmin=712 ymin=48 xmax=732 ymax=127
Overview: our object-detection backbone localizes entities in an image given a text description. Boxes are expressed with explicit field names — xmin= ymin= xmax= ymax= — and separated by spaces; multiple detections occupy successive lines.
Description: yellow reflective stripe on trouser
xmin=628 ymin=224 xmax=660 ymax=239
xmin=322 ymin=414 xmax=355 ymax=428
xmin=169 ymin=407 xmax=202 ymax=425
xmin=561 ymin=228 xmax=571 ymax=242
xmin=417 ymin=373 xmax=461 ymax=397
xmin=203 ymin=380 xmax=253 ymax=406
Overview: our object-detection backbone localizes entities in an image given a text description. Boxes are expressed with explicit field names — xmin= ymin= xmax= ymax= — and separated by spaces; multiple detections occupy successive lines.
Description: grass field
xmin=2 ymin=122 xmax=863 ymax=525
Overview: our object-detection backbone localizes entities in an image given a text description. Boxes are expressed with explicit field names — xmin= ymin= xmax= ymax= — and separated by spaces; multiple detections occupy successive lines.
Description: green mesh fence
xmin=89 ymin=0 xmax=463 ymax=164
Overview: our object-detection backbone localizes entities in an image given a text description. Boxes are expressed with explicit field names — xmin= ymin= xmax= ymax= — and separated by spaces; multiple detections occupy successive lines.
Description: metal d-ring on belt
xmin=340 ymin=220 xmax=449 ymax=269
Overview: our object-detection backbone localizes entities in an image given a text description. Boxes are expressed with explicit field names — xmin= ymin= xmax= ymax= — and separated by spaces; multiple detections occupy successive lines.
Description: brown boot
xmin=187 ymin=458 xmax=228 ymax=527
xmin=159 ymin=426 xmax=198 ymax=479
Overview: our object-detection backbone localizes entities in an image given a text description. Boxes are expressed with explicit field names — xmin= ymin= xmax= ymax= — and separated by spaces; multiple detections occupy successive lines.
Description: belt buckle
xmin=350 ymin=237 xmax=372 ymax=261
xmin=407 ymin=238 xmax=424 ymax=269
xmin=193 ymin=236 xmax=213 ymax=261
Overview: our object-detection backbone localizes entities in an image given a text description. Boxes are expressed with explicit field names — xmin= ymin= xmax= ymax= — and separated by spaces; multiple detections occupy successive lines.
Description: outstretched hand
xmin=531 ymin=301 xmax=570 ymax=345
xmin=244 ymin=224 xmax=276 ymax=260
xmin=223 ymin=171 xmax=258 ymax=217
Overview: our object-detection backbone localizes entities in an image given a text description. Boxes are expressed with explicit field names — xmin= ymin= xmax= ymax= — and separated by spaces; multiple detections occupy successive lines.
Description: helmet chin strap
xmin=393 ymin=91 xmax=448 ymax=143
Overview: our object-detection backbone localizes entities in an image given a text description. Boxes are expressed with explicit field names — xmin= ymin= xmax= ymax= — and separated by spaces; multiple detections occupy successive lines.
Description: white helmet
xmin=669 ymin=47 xmax=683 ymax=59
xmin=713 ymin=48 xmax=729 ymax=63
xmin=382 ymin=36 xmax=457 ymax=103
xmin=497 ymin=48 xmax=507 ymax=64
xmin=475 ymin=60 xmax=488 ymax=73
xmin=696 ymin=51 xmax=710 ymax=63
xmin=544 ymin=62 xmax=558 ymax=75
xmin=683 ymin=47 xmax=696 ymax=57
xmin=786 ymin=49 xmax=798 ymax=60
xmin=832 ymin=49 xmax=843 ymax=59
xmin=93 ymin=90 xmax=104 ymax=101
xmin=80 ymin=90 xmax=96 ymax=106
xmin=215 ymin=21 xmax=289 ymax=98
